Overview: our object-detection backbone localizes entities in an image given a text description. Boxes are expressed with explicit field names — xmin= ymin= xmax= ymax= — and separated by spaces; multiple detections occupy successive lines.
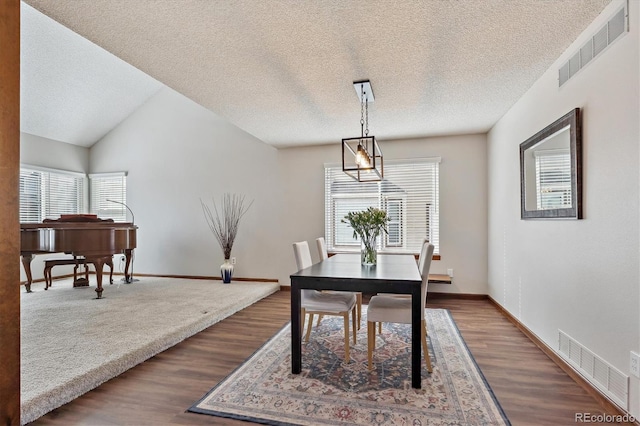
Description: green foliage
xmin=342 ymin=207 xmax=388 ymax=242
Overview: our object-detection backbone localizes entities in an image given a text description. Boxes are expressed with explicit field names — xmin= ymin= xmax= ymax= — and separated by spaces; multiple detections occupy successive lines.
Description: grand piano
xmin=20 ymin=214 xmax=138 ymax=299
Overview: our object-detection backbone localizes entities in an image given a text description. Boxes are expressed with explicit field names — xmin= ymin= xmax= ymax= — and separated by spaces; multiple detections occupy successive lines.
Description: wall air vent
xmin=559 ymin=3 xmax=628 ymax=87
xmin=558 ymin=330 xmax=628 ymax=409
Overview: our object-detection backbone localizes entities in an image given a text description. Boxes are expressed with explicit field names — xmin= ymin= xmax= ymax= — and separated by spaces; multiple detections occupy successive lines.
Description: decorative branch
xmin=201 ymin=193 xmax=254 ymax=259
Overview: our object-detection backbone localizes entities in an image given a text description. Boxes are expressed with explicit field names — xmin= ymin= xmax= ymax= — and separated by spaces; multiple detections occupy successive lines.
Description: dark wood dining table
xmin=290 ymin=253 xmax=424 ymax=388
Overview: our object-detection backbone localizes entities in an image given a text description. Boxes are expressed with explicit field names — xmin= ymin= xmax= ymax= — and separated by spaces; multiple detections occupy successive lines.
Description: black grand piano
xmin=20 ymin=214 xmax=138 ymax=299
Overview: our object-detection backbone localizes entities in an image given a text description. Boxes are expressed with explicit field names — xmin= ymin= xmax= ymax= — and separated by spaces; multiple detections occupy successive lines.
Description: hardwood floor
xmin=31 ymin=291 xmax=629 ymax=425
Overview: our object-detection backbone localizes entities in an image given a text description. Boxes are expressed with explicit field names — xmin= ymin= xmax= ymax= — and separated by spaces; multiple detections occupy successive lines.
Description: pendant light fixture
xmin=342 ymin=80 xmax=383 ymax=182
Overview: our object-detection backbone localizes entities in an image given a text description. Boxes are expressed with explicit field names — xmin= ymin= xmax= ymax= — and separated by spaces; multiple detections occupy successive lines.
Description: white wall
xmin=20 ymin=132 xmax=89 ymax=173
xmin=487 ymin=0 xmax=639 ymax=416
xmin=277 ymin=134 xmax=488 ymax=292
xmin=90 ymin=87 xmax=283 ymax=281
xmin=19 ymin=132 xmax=90 ymax=282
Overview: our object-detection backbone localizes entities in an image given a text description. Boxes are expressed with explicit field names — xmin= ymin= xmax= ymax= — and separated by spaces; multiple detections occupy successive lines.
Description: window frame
xmin=324 ymin=157 xmax=440 ymax=255
xmin=19 ymin=164 xmax=87 ymax=223
xmin=89 ymin=172 xmax=129 ymax=222
xmin=19 ymin=165 xmax=129 ymax=224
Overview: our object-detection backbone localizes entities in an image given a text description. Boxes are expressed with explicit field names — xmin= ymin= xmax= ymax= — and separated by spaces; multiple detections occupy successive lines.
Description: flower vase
xmin=361 ymin=238 xmax=377 ymax=267
xmin=221 ymin=259 xmax=234 ymax=283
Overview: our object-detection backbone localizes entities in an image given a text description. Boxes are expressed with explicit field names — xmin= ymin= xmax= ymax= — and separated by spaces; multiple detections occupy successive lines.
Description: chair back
xmin=316 ymin=237 xmax=328 ymax=261
xmin=417 ymin=237 xmax=429 ymax=273
xmin=293 ymin=241 xmax=315 ymax=300
xmin=293 ymin=241 xmax=313 ymax=270
xmin=419 ymin=243 xmax=435 ymax=310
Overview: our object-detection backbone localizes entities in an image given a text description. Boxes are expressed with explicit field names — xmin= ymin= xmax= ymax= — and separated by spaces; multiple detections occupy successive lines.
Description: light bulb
xmin=356 ymin=144 xmax=371 ymax=167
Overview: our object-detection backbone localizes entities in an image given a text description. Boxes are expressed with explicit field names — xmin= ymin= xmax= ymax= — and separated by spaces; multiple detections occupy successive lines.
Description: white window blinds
xmin=19 ymin=166 xmax=86 ymax=223
xmin=89 ymin=172 xmax=128 ymax=222
xmin=325 ymin=158 xmax=440 ymax=254
xmin=534 ymin=150 xmax=572 ymax=210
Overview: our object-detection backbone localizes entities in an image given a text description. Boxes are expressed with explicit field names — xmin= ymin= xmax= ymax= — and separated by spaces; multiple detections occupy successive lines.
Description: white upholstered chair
xmin=293 ymin=241 xmax=358 ymax=362
xmin=416 ymin=237 xmax=430 ymax=272
xmin=316 ymin=237 xmax=329 ymax=261
xmin=375 ymin=237 xmax=429 ymax=332
xmin=366 ymin=242 xmax=435 ymax=372
xmin=315 ymin=237 xmax=362 ymax=330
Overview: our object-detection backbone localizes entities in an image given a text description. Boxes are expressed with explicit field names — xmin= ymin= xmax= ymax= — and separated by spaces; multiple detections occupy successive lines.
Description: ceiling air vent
xmin=559 ymin=3 xmax=628 ymax=87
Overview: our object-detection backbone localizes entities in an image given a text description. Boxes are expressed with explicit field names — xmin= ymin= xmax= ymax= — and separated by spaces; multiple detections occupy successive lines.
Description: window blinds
xmin=325 ymin=158 xmax=440 ymax=254
xmin=19 ymin=166 xmax=86 ymax=223
xmin=534 ymin=150 xmax=572 ymax=210
xmin=89 ymin=172 xmax=128 ymax=222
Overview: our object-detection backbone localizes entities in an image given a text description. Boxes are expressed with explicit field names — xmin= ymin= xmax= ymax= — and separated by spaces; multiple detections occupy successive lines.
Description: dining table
xmin=290 ymin=252 xmax=424 ymax=389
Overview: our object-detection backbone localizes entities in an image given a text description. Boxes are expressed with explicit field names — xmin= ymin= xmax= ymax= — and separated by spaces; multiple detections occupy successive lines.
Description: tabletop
xmin=290 ymin=253 xmax=421 ymax=283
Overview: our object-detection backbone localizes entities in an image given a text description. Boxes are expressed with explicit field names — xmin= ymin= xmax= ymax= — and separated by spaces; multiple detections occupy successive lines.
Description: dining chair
xmin=315 ymin=237 xmax=362 ymax=330
xmin=293 ymin=241 xmax=358 ymax=362
xmin=366 ymin=242 xmax=435 ymax=372
xmin=375 ymin=237 xmax=429 ymax=332
xmin=316 ymin=237 xmax=329 ymax=261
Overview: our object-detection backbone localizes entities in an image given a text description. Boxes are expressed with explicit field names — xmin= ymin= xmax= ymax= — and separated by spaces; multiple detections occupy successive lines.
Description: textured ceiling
xmin=20 ymin=3 xmax=162 ymax=147
xmin=23 ymin=0 xmax=611 ymax=148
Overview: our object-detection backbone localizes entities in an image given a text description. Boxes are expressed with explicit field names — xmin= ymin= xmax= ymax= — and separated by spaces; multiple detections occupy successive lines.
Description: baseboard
xmin=129 ymin=272 xmax=278 ymax=283
xmin=23 ymin=273 xmax=279 ymax=286
xmin=427 ymin=292 xmax=487 ymax=300
xmin=487 ymin=296 xmax=634 ymax=421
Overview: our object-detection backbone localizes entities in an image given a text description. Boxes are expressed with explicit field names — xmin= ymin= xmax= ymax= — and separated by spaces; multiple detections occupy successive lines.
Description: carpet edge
xmin=20 ymin=283 xmax=280 ymax=425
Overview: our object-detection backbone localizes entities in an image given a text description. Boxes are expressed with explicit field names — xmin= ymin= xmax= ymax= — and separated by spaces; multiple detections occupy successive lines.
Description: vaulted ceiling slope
xmin=23 ymin=0 xmax=611 ymax=148
xmin=20 ymin=3 xmax=163 ymax=148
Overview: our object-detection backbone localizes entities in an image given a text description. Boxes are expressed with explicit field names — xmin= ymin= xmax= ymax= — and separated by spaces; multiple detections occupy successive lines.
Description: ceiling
xmin=20 ymin=3 xmax=163 ymax=147
xmin=22 ymin=0 xmax=611 ymax=148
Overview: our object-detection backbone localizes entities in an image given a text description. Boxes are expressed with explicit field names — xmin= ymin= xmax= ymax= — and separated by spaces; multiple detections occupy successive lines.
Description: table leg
xmin=411 ymin=285 xmax=422 ymax=389
xmin=291 ymin=282 xmax=302 ymax=374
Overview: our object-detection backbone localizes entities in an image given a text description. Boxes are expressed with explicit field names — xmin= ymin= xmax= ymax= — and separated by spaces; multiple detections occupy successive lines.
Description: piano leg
xmin=88 ymin=255 xmax=111 ymax=299
xmin=108 ymin=258 xmax=114 ymax=284
xmin=123 ymin=249 xmax=133 ymax=283
xmin=21 ymin=254 xmax=34 ymax=293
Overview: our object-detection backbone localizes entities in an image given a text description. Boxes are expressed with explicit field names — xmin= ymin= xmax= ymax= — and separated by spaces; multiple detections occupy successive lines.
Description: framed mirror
xmin=520 ymin=108 xmax=582 ymax=219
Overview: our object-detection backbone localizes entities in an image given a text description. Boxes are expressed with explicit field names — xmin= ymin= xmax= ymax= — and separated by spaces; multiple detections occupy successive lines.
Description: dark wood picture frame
xmin=520 ymin=108 xmax=582 ymax=219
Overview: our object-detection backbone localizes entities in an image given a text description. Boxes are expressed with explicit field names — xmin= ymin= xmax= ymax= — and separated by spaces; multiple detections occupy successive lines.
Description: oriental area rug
xmin=190 ymin=308 xmax=510 ymax=425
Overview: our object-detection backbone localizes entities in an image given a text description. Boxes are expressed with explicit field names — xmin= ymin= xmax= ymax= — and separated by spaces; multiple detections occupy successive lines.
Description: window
xmin=19 ymin=166 xmax=86 ymax=223
xmin=325 ymin=158 xmax=440 ymax=254
xmin=18 ymin=166 xmax=129 ymax=223
xmin=384 ymin=198 xmax=403 ymax=247
xmin=534 ymin=149 xmax=572 ymax=210
xmin=89 ymin=172 xmax=128 ymax=222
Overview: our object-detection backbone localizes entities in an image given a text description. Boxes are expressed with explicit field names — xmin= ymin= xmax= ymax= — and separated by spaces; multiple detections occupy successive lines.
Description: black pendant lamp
xmin=342 ymin=80 xmax=383 ymax=182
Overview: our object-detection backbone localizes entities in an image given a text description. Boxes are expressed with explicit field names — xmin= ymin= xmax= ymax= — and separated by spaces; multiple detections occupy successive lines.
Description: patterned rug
xmin=190 ymin=308 xmax=510 ymax=425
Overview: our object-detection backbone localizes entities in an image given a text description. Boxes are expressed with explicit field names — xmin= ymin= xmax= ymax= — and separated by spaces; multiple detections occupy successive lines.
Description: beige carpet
xmin=20 ymin=276 xmax=279 ymax=425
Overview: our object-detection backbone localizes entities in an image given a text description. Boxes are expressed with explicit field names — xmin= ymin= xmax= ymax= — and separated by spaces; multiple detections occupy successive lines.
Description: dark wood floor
xmin=31 ymin=291 xmax=628 ymax=425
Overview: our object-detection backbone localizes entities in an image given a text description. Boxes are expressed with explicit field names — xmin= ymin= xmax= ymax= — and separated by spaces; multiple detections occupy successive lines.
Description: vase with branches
xmin=342 ymin=207 xmax=388 ymax=266
xmin=201 ymin=193 xmax=253 ymax=283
